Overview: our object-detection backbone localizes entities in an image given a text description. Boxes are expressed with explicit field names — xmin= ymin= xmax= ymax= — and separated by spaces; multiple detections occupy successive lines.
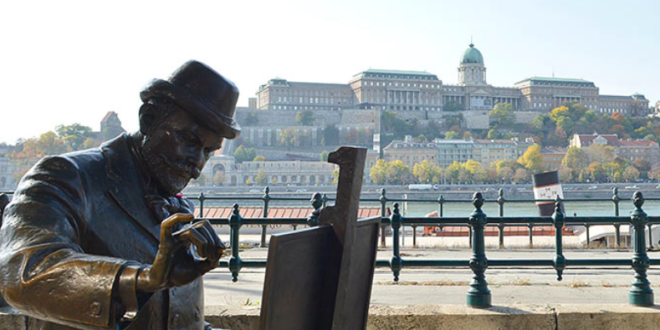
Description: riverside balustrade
xmin=1 ymin=187 xmax=659 ymax=307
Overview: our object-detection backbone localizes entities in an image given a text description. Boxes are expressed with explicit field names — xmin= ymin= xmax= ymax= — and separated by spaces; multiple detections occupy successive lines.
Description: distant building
xmin=569 ymin=133 xmax=660 ymax=164
xmin=100 ymin=111 xmax=125 ymax=141
xmin=473 ymin=139 xmax=518 ymax=166
xmin=570 ymin=133 xmax=619 ymax=148
xmin=382 ymin=137 xmax=438 ymax=171
xmin=541 ymin=147 xmax=567 ymax=171
xmin=0 ymin=157 xmax=16 ymax=190
xmin=254 ymin=43 xmax=649 ymax=115
xmin=618 ymin=140 xmax=660 ymax=164
xmin=205 ymin=156 xmax=336 ymax=187
xmin=434 ymin=139 xmax=475 ymax=168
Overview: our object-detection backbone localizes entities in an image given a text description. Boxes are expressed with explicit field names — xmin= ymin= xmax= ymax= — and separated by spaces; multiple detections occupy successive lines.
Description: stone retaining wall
xmin=3 ymin=304 xmax=660 ymax=329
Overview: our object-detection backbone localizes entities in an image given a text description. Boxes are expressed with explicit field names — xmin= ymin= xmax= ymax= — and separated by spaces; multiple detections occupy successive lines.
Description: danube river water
xmin=402 ymin=200 xmax=660 ymax=218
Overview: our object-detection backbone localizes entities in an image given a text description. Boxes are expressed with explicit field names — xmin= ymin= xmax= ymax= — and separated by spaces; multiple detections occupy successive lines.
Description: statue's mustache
xmin=160 ymin=155 xmax=201 ymax=179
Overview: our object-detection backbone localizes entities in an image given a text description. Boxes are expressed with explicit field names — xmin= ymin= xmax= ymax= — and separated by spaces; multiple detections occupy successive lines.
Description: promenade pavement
xmin=204 ymin=243 xmax=660 ymax=309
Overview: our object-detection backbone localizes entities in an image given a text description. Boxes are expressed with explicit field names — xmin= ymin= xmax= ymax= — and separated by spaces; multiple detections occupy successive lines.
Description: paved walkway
xmin=204 ymin=247 xmax=660 ymax=308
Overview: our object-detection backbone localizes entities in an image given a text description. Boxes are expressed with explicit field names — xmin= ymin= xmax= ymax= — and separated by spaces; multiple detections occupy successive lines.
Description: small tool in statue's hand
xmin=173 ymin=219 xmax=226 ymax=260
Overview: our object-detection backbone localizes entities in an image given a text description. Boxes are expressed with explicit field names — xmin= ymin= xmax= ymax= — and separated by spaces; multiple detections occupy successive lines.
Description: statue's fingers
xmin=200 ymin=221 xmax=226 ymax=252
xmin=194 ymin=226 xmax=218 ymax=262
xmin=179 ymin=227 xmax=209 ymax=259
xmin=161 ymin=213 xmax=195 ymax=237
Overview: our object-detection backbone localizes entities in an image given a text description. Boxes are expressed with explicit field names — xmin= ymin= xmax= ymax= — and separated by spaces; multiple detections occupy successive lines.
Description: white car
xmin=625 ymin=185 xmax=639 ymax=190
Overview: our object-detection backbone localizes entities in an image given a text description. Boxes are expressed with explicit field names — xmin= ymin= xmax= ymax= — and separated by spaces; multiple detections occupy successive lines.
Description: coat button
xmin=171 ymin=313 xmax=180 ymax=327
xmin=195 ymin=309 xmax=201 ymax=322
xmin=90 ymin=302 xmax=101 ymax=316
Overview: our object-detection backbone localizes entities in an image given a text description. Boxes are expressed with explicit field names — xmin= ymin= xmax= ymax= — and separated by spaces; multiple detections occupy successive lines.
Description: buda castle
xmin=253 ymin=43 xmax=649 ymax=116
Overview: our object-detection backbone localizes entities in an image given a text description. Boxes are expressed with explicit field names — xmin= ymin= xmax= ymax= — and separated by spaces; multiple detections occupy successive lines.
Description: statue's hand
xmin=136 ymin=214 xmax=225 ymax=292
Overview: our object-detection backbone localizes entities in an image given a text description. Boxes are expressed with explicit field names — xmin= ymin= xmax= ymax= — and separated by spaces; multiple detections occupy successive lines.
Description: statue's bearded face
xmin=141 ymin=109 xmax=224 ymax=195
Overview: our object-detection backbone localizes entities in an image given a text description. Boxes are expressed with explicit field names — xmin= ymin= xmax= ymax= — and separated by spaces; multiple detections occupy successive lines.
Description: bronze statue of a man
xmin=0 ymin=61 xmax=239 ymax=329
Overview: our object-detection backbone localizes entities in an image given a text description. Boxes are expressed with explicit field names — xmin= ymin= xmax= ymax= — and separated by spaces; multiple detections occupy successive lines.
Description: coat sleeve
xmin=0 ymin=156 xmax=129 ymax=329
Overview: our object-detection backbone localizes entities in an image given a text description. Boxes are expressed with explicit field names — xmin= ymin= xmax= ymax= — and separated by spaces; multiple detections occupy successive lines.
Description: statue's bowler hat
xmin=140 ymin=60 xmax=241 ymax=139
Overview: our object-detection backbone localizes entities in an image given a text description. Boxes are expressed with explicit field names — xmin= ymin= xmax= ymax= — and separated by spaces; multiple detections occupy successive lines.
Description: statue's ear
xmin=139 ymin=103 xmax=157 ymax=135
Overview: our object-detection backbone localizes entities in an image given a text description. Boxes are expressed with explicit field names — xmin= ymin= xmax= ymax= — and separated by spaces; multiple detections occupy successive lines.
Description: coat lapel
xmin=102 ymin=135 xmax=161 ymax=243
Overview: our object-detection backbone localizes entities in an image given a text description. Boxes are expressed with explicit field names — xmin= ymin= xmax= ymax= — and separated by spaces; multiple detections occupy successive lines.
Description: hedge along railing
xmin=202 ymin=190 xmax=658 ymax=308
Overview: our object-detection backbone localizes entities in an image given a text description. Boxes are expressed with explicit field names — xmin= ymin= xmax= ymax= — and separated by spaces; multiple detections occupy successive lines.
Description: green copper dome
xmin=461 ymin=44 xmax=484 ymax=65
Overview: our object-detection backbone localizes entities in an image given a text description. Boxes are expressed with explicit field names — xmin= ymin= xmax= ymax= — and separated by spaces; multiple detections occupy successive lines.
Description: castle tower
xmin=458 ymin=43 xmax=487 ymax=86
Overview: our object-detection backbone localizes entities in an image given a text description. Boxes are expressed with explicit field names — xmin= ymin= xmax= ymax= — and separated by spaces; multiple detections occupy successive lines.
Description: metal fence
xmin=2 ymin=187 xmax=658 ymax=307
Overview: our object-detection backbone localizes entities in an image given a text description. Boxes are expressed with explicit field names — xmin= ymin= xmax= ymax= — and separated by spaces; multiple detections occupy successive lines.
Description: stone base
xmin=4 ymin=304 xmax=660 ymax=330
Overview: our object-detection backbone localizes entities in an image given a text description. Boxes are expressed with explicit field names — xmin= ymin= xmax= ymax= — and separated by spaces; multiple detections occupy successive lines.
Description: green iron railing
xmin=188 ymin=187 xmax=659 ymax=308
xmin=1 ymin=187 xmax=658 ymax=307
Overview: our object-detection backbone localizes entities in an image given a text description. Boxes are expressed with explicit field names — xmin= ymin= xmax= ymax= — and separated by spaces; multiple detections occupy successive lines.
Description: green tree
xmin=369 ymin=159 xmax=388 ymax=184
xmin=489 ymin=103 xmax=515 ymax=127
xmin=253 ymin=155 xmax=266 ymax=162
xmin=413 ymin=160 xmax=441 ymax=184
xmin=332 ymin=167 xmax=340 ymax=184
xmin=320 ymin=150 xmax=329 ymax=162
xmin=255 ymin=169 xmax=269 ymax=185
xmin=558 ymin=166 xmax=574 ymax=182
xmin=562 ymin=147 xmax=589 ymax=171
xmin=445 ymin=161 xmax=462 ymax=184
xmin=56 ymin=123 xmax=93 ymax=151
xmin=280 ymin=127 xmax=297 ymax=149
xmin=444 ymin=131 xmax=459 ymax=139
xmin=296 ymin=110 xmax=315 ymax=126
xmin=385 ymin=160 xmax=410 ymax=184
xmin=487 ymin=129 xmax=499 ymax=139
xmin=584 ymin=144 xmax=616 ymax=164
xmin=632 ymin=159 xmax=651 ymax=177
xmin=233 ymin=145 xmax=256 ymax=162
xmin=623 ymin=166 xmax=640 ymax=182
xmin=513 ymin=168 xmax=529 ymax=183
xmin=586 ymin=162 xmax=605 ymax=182
xmin=518 ymin=145 xmax=545 ymax=174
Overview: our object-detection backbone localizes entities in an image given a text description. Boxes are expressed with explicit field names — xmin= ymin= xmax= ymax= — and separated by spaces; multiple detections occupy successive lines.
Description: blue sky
xmin=0 ymin=0 xmax=658 ymax=144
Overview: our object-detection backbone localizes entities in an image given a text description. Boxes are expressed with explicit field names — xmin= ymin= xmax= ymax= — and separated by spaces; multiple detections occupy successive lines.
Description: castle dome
xmin=461 ymin=43 xmax=484 ymax=65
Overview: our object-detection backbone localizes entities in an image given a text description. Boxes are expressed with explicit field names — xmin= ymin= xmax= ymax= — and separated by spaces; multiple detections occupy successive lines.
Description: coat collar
xmin=101 ymin=134 xmax=161 ymax=243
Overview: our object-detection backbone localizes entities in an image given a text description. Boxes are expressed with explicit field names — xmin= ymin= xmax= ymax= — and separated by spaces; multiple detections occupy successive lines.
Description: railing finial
xmin=633 ymin=191 xmax=644 ymax=209
xmin=472 ymin=192 xmax=484 ymax=210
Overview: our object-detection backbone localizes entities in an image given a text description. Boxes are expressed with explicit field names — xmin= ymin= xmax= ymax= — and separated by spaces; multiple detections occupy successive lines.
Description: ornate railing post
xmin=437 ymin=195 xmax=445 ymax=233
xmin=613 ymin=188 xmax=621 ymax=247
xmin=260 ymin=186 xmax=271 ymax=248
xmin=229 ymin=204 xmax=243 ymax=282
xmin=390 ymin=203 xmax=403 ymax=282
xmin=552 ymin=198 xmax=566 ymax=281
xmin=629 ymin=191 xmax=653 ymax=306
xmin=307 ymin=192 xmax=323 ymax=227
xmin=585 ymin=224 xmax=591 ymax=247
xmin=380 ymin=188 xmax=388 ymax=248
xmin=467 ymin=192 xmax=491 ymax=308
xmin=321 ymin=193 xmax=329 ymax=208
xmin=198 ymin=192 xmax=205 ymax=219
xmin=528 ymin=223 xmax=534 ymax=248
xmin=497 ymin=188 xmax=505 ymax=249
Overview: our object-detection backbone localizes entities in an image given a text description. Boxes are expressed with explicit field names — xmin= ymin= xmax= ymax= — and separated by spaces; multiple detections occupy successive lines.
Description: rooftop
xmin=354 ymin=68 xmax=439 ymax=80
xmin=515 ymin=76 xmax=595 ymax=87
xmin=461 ymin=43 xmax=484 ymax=65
